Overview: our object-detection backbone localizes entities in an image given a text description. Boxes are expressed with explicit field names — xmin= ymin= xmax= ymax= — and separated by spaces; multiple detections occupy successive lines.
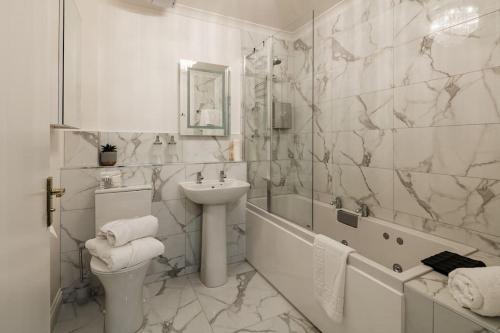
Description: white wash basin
xmin=179 ymin=178 xmax=250 ymax=288
xmin=179 ymin=179 xmax=250 ymax=205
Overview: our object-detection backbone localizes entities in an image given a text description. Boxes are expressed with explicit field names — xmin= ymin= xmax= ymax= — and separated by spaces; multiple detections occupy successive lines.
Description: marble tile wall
xmin=59 ymin=131 xmax=247 ymax=299
xmin=307 ymin=0 xmax=500 ymax=255
xmin=64 ymin=131 xmax=243 ymax=167
xmin=290 ymin=28 xmax=315 ymax=199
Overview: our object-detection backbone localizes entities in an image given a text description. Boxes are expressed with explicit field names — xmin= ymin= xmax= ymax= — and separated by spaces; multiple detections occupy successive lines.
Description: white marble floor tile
xmin=212 ymin=310 xmax=320 ymax=333
xmin=141 ymin=276 xmax=213 ymax=333
xmin=53 ymin=299 xmax=104 ymax=333
xmin=227 ymin=261 xmax=255 ymax=276
xmin=189 ymin=270 xmax=295 ymax=332
xmin=143 ymin=277 xmax=192 ymax=324
xmin=54 ymin=262 xmax=316 ymax=333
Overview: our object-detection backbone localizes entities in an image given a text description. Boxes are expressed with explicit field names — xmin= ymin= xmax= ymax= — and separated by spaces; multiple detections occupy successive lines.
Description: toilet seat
xmin=90 ymin=256 xmax=150 ymax=275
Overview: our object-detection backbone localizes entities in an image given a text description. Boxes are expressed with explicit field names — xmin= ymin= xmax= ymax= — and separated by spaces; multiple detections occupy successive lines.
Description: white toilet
xmin=90 ymin=185 xmax=153 ymax=333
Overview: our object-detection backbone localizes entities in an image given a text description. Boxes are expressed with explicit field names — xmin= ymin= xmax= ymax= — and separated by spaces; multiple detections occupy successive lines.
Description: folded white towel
xmin=313 ymin=234 xmax=355 ymax=323
xmin=98 ymin=215 xmax=159 ymax=247
xmin=199 ymin=108 xmax=221 ymax=127
xmin=85 ymin=237 xmax=164 ymax=272
xmin=449 ymin=266 xmax=500 ymax=317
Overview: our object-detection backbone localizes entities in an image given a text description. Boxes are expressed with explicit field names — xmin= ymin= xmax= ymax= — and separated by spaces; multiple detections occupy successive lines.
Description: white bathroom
xmin=2 ymin=0 xmax=500 ymax=332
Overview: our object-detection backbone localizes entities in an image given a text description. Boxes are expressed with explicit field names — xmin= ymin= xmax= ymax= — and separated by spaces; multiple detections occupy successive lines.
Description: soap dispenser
xmin=150 ymin=135 xmax=165 ymax=165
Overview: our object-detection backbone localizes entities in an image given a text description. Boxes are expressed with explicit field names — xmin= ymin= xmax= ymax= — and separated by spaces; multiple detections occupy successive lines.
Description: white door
xmin=0 ymin=0 xmax=58 ymax=332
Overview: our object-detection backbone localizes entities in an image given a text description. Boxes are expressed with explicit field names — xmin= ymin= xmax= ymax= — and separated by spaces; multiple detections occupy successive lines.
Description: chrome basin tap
xmin=356 ymin=204 xmax=369 ymax=217
xmin=196 ymin=171 xmax=204 ymax=184
xmin=219 ymin=170 xmax=227 ymax=182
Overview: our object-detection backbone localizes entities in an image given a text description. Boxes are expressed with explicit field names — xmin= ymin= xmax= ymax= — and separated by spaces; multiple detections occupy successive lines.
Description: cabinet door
xmin=434 ymin=304 xmax=492 ymax=333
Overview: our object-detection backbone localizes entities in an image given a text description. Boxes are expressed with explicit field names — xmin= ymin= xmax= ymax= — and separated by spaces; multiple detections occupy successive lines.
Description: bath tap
xmin=219 ymin=170 xmax=227 ymax=182
xmin=356 ymin=204 xmax=369 ymax=217
xmin=331 ymin=197 xmax=342 ymax=209
xmin=196 ymin=172 xmax=204 ymax=184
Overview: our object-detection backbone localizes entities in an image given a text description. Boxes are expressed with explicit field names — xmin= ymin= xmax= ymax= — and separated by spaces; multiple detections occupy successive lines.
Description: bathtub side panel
xmin=246 ymin=209 xmax=324 ymax=323
xmin=246 ymin=209 xmax=404 ymax=333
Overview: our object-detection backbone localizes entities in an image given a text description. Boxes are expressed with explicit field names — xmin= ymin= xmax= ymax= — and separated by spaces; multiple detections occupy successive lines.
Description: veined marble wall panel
xmin=247 ymin=161 xmax=269 ymax=199
xmin=63 ymin=131 xmax=242 ymax=168
xmin=394 ymin=68 xmax=500 ymax=128
xmin=394 ymin=10 xmax=500 ymax=87
xmin=290 ymin=29 xmax=315 ymax=201
xmin=314 ymin=2 xmax=394 ymax=99
xmin=394 ymin=0 xmax=500 ymax=46
xmin=309 ymin=1 xmax=500 ymax=255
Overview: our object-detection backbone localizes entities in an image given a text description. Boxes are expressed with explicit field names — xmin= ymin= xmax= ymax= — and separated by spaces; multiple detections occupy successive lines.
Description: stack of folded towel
xmin=449 ymin=266 xmax=500 ymax=317
xmin=85 ymin=215 xmax=164 ymax=272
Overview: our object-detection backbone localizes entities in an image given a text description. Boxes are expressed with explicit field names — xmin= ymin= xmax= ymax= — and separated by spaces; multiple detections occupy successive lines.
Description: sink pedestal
xmin=179 ymin=179 xmax=250 ymax=288
xmin=200 ymin=204 xmax=227 ymax=288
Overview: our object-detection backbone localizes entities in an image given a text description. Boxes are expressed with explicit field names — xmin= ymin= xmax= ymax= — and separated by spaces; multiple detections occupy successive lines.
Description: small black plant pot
xmin=100 ymin=151 xmax=117 ymax=166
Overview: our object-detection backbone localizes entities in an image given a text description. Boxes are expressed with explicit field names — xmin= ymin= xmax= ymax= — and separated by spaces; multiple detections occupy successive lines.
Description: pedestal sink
xmin=179 ymin=179 xmax=250 ymax=287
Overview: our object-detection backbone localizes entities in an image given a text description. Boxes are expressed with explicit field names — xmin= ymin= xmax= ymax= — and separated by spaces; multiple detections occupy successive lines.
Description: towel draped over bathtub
xmin=313 ymin=234 xmax=355 ymax=323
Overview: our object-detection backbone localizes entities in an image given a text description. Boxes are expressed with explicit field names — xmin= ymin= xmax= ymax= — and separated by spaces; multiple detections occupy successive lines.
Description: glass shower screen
xmin=244 ymin=12 xmax=315 ymax=230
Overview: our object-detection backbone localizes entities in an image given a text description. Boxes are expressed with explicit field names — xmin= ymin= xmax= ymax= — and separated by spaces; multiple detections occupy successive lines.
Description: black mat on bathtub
xmin=421 ymin=251 xmax=486 ymax=276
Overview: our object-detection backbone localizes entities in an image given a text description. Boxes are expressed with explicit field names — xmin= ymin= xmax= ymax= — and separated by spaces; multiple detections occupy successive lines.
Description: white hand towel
xmin=313 ymin=234 xmax=355 ymax=323
xmin=85 ymin=237 xmax=164 ymax=272
xmin=200 ymin=109 xmax=221 ymax=127
xmin=448 ymin=266 xmax=500 ymax=316
xmin=98 ymin=215 xmax=159 ymax=247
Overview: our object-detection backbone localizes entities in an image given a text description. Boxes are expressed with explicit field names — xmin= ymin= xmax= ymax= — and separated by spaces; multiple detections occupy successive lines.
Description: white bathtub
xmin=246 ymin=194 xmax=476 ymax=333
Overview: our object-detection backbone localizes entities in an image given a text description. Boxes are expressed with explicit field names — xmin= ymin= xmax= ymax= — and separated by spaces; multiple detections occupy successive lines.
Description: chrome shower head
xmin=272 ymin=57 xmax=282 ymax=66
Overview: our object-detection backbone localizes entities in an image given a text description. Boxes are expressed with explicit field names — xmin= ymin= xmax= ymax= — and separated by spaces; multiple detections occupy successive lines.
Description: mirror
xmin=179 ymin=60 xmax=230 ymax=136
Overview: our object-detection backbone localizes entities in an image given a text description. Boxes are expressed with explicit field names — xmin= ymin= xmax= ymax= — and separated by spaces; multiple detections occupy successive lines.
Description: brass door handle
xmin=50 ymin=187 xmax=65 ymax=198
xmin=47 ymin=177 xmax=65 ymax=227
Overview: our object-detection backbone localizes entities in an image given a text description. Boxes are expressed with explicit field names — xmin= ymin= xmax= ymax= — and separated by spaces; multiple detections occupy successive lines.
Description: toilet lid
xmin=90 ymin=256 xmax=149 ymax=274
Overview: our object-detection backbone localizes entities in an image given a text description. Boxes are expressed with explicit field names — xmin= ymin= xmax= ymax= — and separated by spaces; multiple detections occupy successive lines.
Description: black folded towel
xmin=421 ymin=251 xmax=486 ymax=276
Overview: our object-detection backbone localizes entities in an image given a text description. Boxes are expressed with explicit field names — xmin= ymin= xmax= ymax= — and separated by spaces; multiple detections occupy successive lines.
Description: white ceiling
xmin=175 ymin=0 xmax=342 ymax=31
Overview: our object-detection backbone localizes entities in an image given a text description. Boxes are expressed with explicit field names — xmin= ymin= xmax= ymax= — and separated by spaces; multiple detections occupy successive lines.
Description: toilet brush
xmin=75 ymin=243 xmax=90 ymax=305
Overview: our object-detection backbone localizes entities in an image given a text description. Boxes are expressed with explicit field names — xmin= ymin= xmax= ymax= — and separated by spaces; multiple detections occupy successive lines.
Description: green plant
xmin=100 ymin=144 xmax=117 ymax=153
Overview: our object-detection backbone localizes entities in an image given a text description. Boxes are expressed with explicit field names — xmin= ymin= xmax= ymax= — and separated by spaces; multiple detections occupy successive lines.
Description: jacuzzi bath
xmin=246 ymin=194 xmax=476 ymax=333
